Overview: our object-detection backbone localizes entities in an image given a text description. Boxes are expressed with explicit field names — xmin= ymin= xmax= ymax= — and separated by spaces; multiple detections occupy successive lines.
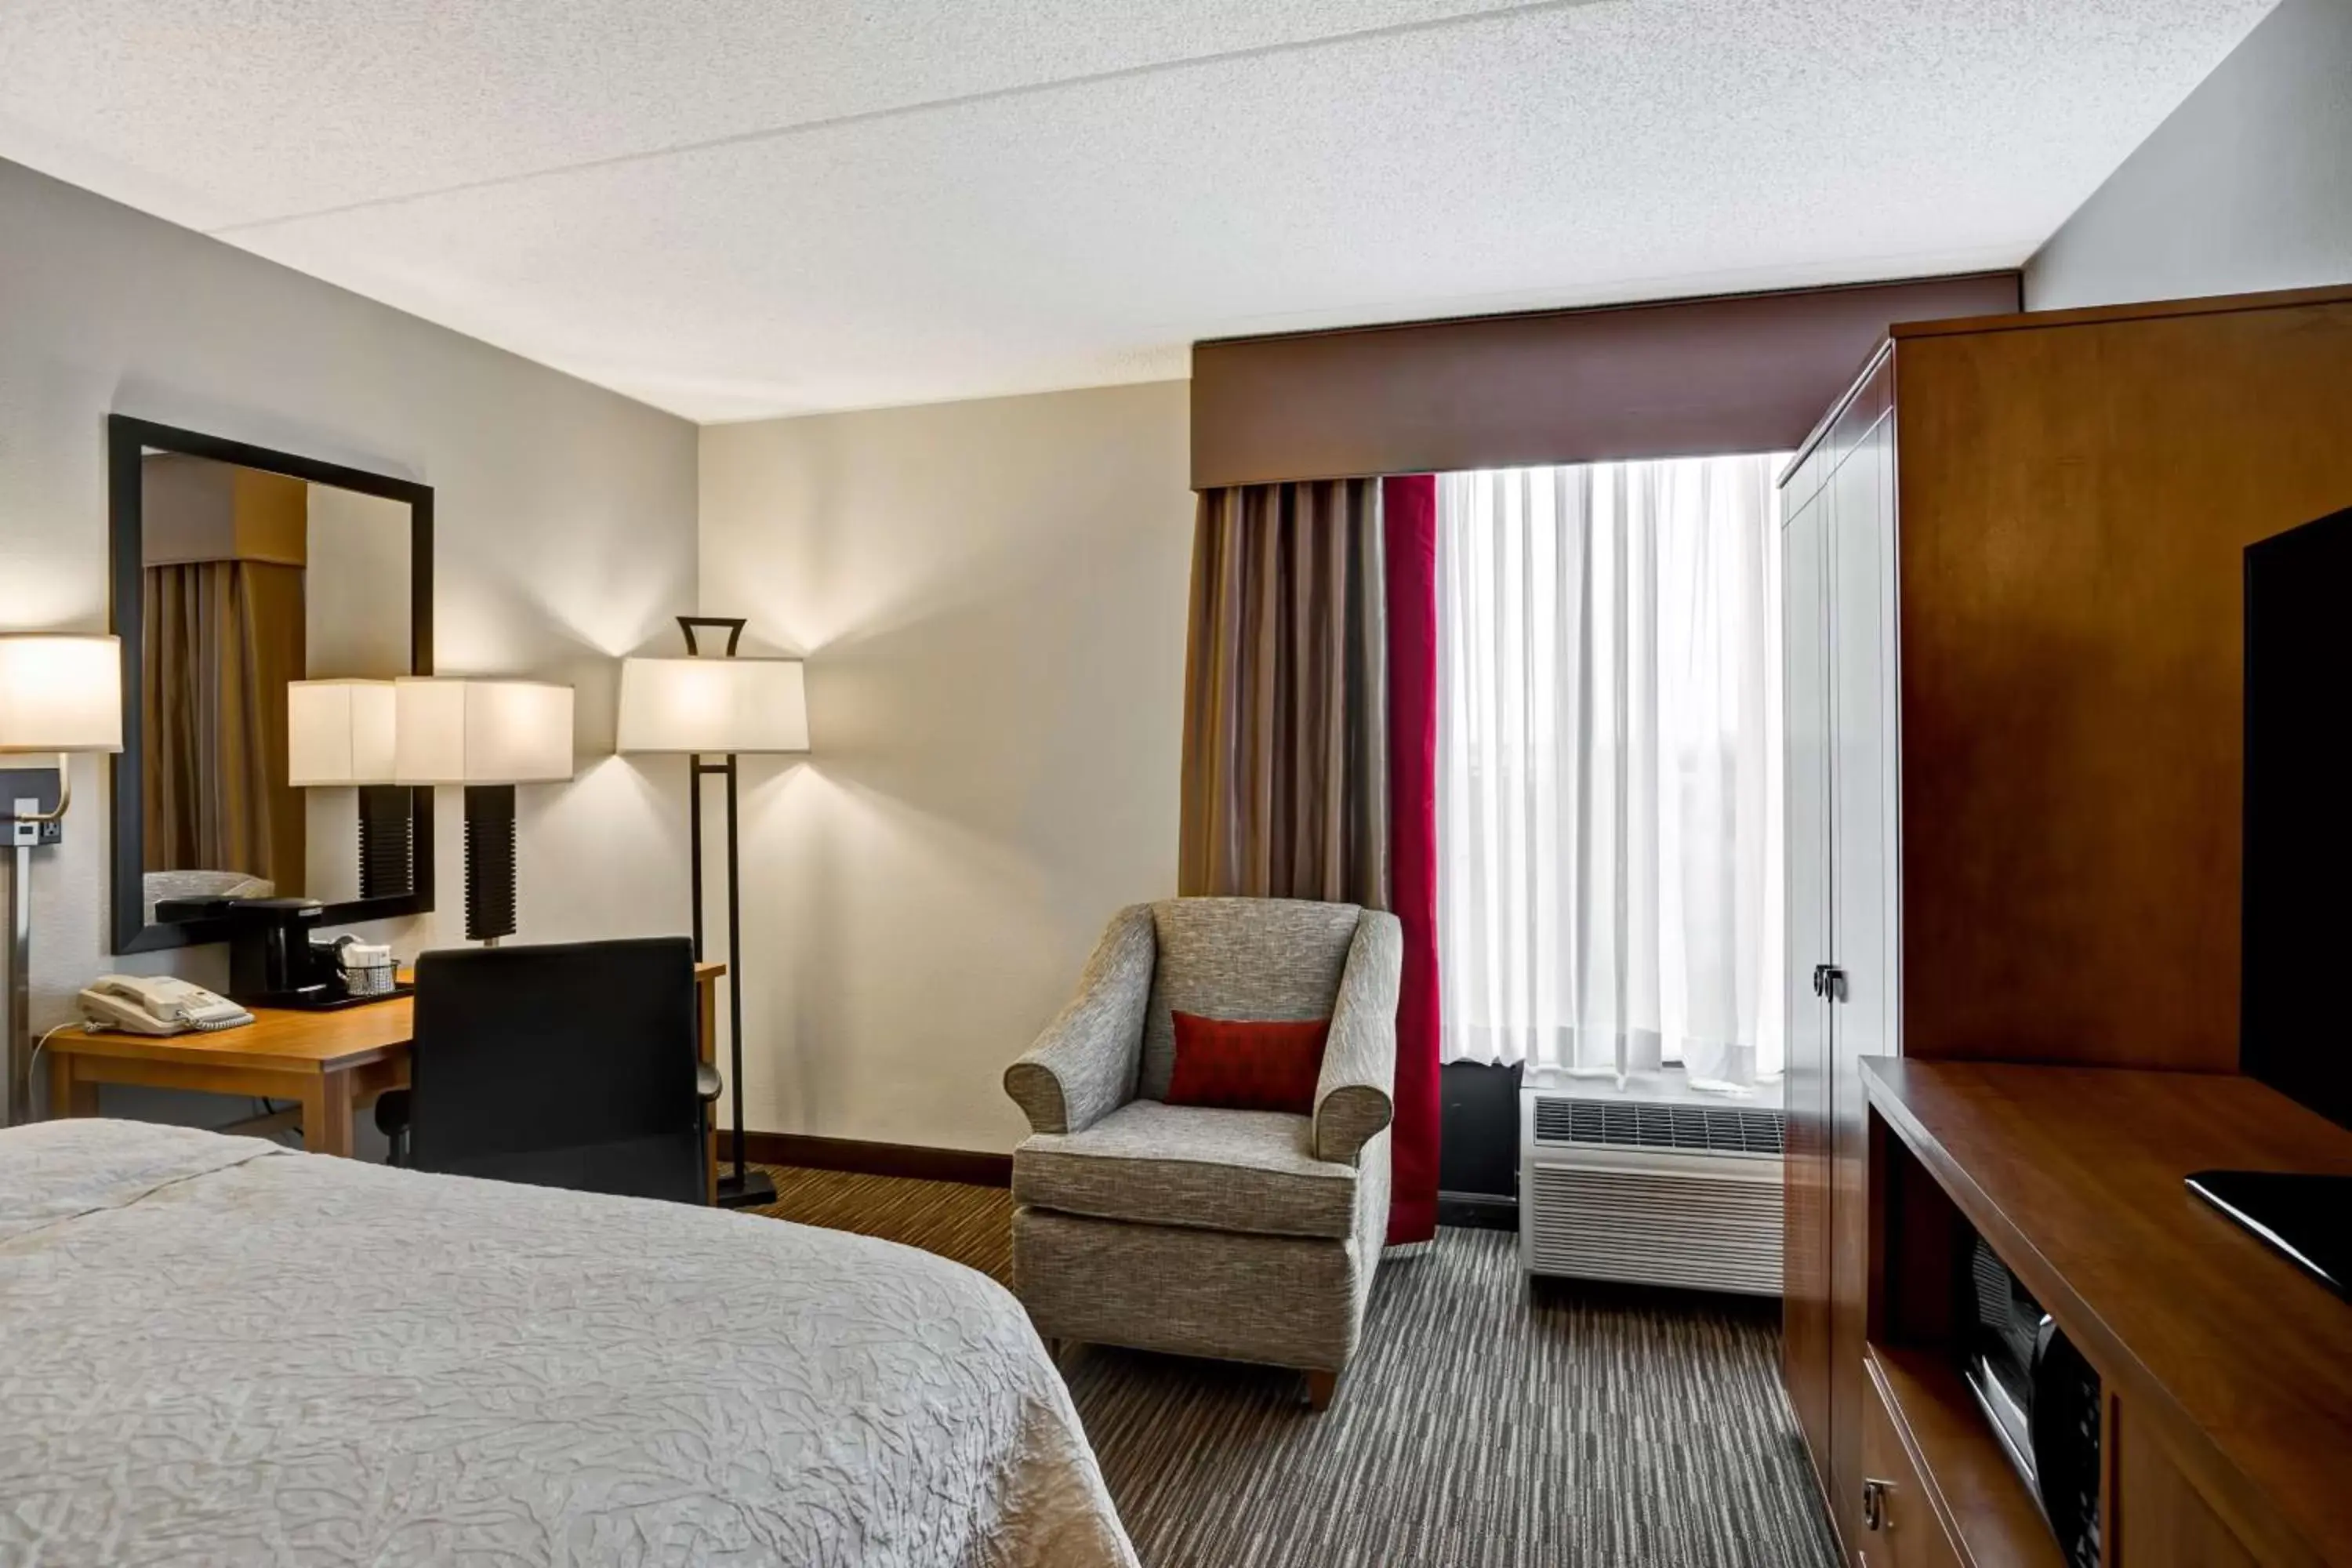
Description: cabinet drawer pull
xmin=1860 ymin=1477 xmax=1892 ymax=1531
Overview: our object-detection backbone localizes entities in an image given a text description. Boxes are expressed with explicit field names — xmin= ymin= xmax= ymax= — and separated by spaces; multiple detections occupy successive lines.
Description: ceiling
xmin=0 ymin=2 xmax=2275 ymax=423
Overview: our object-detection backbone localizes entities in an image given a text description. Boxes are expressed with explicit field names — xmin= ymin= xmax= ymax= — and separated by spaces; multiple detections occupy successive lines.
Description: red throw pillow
xmin=1166 ymin=1011 xmax=1330 ymax=1116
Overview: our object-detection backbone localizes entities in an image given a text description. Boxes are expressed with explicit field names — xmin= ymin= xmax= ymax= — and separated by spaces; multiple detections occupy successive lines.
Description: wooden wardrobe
xmin=1778 ymin=285 xmax=2352 ymax=1564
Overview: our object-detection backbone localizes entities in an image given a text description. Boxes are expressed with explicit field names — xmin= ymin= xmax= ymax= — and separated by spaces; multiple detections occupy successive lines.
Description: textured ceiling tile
xmin=0 ymin=0 xmax=1547 ymax=227
xmin=0 ymin=1 xmax=2278 ymax=418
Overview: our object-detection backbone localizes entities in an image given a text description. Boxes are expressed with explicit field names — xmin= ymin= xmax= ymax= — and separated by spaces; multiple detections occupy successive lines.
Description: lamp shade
xmin=0 ymin=634 xmax=123 ymax=753
xmin=616 ymin=656 xmax=809 ymax=754
xmin=393 ymin=678 xmax=574 ymax=784
xmin=288 ymin=679 xmax=398 ymax=786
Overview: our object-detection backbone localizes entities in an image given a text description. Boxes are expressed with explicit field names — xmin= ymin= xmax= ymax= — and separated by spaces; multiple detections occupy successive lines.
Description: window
xmin=1436 ymin=455 xmax=1785 ymax=1091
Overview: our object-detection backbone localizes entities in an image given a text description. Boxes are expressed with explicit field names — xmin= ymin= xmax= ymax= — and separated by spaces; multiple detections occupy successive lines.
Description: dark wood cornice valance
xmin=1189 ymin=271 xmax=2022 ymax=488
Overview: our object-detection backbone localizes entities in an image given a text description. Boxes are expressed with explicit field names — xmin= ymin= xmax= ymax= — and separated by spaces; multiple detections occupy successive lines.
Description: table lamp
xmin=0 ymin=633 xmax=124 ymax=1126
xmin=393 ymin=677 xmax=574 ymax=944
xmin=288 ymin=678 xmax=412 ymax=900
xmin=617 ymin=617 xmax=809 ymax=1208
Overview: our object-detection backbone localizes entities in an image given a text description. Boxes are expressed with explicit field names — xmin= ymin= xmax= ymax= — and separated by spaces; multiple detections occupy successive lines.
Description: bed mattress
xmin=0 ymin=1119 xmax=1134 ymax=1568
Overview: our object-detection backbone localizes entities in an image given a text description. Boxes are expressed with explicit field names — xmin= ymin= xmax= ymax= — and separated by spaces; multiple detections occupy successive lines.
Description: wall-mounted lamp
xmin=0 ymin=633 xmax=124 ymax=1126
xmin=393 ymin=677 xmax=574 ymax=944
xmin=618 ymin=617 xmax=808 ymax=1208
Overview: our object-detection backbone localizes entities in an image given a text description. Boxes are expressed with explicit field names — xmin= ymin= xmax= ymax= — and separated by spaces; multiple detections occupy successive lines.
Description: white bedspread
xmin=0 ymin=1120 xmax=1136 ymax=1568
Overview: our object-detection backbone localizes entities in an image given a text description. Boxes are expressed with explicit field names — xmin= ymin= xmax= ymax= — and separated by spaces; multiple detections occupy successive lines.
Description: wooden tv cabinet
xmin=1857 ymin=1058 xmax=2352 ymax=1568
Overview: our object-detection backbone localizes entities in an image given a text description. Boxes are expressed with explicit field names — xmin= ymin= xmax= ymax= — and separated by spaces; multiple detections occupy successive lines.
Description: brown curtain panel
xmin=1179 ymin=478 xmax=1390 ymax=909
xmin=143 ymin=561 xmax=305 ymax=885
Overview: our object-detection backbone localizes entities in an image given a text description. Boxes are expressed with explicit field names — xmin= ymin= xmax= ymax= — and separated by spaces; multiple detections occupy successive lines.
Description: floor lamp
xmin=0 ymin=634 xmax=123 ymax=1127
xmin=618 ymin=618 xmax=808 ymax=1209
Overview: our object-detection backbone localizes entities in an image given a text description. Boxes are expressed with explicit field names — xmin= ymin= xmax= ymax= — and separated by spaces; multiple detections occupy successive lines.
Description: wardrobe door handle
xmin=1821 ymin=966 xmax=1849 ymax=1003
xmin=1809 ymin=964 xmax=1828 ymax=997
xmin=1860 ymin=1477 xmax=1892 ymax=1531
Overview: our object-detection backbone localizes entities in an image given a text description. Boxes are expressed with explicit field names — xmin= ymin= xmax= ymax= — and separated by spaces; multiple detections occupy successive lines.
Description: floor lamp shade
xmin=0 ymin=634 xmax=123 ymax=754
xmin=288 ymin=679 xmax=397 ymax=786
xmin=616 ymin=657 xmax=808 ymax=755
xmin=392 ymin=678 xmax=574 ymax=944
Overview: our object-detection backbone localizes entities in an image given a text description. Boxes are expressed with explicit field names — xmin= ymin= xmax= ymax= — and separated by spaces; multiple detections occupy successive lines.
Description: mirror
xmin=108 ymin=416 xmax=434 ymax=953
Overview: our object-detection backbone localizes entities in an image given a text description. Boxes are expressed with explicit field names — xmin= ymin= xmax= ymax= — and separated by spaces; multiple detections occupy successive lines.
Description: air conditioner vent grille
xmin=1524 ymin=1165 xmax=1783 ymax=1295
xmin=1533 ymin=1097 xmax=1785 ymax=1157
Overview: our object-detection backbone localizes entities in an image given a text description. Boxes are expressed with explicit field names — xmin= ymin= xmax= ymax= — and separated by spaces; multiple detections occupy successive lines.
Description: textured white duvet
xmin=0 ymin=1120 xmax=1135 ymax=1568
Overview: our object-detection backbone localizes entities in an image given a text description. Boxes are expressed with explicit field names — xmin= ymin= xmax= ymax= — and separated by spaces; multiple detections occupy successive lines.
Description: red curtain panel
xmin=1381 ymin=474 xmax=1440 ymax=1246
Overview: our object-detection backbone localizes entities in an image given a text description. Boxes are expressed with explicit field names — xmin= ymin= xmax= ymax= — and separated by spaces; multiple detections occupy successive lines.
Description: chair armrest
xmin=1314 ymin=910 xmax=1401 ymax=1165
xmin=1003 ymin=904 xmax=1154 ymax=1135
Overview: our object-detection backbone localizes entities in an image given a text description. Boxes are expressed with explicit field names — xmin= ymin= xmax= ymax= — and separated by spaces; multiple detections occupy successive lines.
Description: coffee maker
xmin=151 ymin=895 xmax=404 ymax=1011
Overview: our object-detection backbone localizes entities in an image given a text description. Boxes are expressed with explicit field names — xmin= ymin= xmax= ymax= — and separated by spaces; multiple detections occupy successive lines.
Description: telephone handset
xmin=78 ymin=975 xmax=254 ymax=1036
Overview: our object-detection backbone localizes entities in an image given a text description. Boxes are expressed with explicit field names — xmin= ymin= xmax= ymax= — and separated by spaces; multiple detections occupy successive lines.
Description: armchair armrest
xmin=1314 ymin=910 xmax=1401 ymax=1165
xmin=1004 ymin=904 xmax=1154 ymax=1135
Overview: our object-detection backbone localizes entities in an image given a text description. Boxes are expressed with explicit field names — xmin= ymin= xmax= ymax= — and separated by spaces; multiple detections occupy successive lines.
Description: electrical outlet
xmin=2 ymin=769 xmax=66 ymax=848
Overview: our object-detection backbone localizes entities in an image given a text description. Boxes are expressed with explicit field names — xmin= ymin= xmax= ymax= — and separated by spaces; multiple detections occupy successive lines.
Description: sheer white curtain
xmin=1436 ymin=455 xmax=1784 ymax=1091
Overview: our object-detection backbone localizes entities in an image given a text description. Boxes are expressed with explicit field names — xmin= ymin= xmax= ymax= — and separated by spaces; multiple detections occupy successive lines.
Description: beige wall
xmin=0 ymin=154 xmax=700 ymax=1125
xmin=698 ymin=380 xmax=1192 ymax=1153
xmin=2027 ymin=0 xmax=2352 ymax=309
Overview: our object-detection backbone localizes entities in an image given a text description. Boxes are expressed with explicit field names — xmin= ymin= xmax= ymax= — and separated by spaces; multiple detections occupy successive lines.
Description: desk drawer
xmin=1860 ymin=1362 xmax=1964 ymax=1568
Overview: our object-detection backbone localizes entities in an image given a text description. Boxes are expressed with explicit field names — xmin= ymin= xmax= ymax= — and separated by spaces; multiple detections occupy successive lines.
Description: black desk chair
xmin=374 ymin=937 xmax=719 ymax=1204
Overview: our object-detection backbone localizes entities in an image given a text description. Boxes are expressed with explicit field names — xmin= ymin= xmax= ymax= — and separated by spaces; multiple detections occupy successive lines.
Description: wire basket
xmin=343 ymin=960 xmax=396 ymax=997
xmin=334 ymin=939 xmax=397 ymax=997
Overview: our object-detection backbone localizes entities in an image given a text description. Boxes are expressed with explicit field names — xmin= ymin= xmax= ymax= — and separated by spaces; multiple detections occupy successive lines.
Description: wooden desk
xmin=48 ymin=963 xmax=728 ymax=1178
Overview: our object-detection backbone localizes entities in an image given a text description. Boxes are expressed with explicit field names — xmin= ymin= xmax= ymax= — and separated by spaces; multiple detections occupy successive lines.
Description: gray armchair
xmin=1004 ymin=896 xmax=1400 ymax=1409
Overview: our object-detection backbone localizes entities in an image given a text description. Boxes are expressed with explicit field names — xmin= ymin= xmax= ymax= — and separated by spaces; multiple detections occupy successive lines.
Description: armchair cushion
xmin=1012 ymin=1100 xmax=1362 ymax=1240
xmin=1166 ymin=1011 xmax=1329 ymax=1115
xmin=1139 ymin=898 xmax=1360 ymax=1100
xmin=1004 ymin=904 xmax=1156 ymax=1135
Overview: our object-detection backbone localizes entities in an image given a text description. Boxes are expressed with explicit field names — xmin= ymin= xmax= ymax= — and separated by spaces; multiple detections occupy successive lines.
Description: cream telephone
xmin=78 ymin=975 xmax=253 ymax=1036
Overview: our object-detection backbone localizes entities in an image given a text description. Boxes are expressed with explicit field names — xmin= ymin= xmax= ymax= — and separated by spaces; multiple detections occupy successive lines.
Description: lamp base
xmin=358 ymin=784 xmax=414 ymax=901
xmin=714 ymin=1167 xmax=778 ymax=1209
xmin=462 ymin=783 xmax=517 ymax=943
xmin=3 ymin=842 xmax=32 ymax=1128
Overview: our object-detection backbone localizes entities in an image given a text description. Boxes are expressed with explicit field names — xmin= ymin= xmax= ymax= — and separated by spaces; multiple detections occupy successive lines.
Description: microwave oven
xmin=1962 ymin=1236 xmax=2101 ymax=1568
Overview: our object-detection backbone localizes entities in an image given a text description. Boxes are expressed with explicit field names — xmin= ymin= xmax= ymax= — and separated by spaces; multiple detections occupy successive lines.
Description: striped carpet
xmin=751 ymin=1165 xmax=1838 ymax=1568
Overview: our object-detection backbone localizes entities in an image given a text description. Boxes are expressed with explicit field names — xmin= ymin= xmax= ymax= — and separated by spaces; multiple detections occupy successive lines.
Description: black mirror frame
xmin=107 ymin=414 xmax=435 ymax=954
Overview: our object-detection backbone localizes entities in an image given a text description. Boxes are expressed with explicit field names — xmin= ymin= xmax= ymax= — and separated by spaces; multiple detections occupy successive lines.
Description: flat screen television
xmin=2242 ymin=503 xmax=2352 ymax=1134
xmin=2208 ymin=503 xmax=2352 ymax=1300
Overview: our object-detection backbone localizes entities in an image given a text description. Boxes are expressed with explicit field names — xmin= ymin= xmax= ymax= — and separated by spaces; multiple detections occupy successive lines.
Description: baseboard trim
xmin=1437 ymin=1189 xmax=1519 ymax=1232
xmin=719 ymin=1130 xmax=1013 ymax=1189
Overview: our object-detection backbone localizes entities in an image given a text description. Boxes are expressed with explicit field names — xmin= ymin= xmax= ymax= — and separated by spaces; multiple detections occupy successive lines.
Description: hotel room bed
xmin=0 ymin=1120 xmax=1136 ymax=1568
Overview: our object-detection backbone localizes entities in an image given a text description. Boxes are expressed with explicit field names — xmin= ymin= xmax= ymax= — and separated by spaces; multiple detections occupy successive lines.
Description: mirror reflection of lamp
xmin=286 ymin=679 xmax=409 ymax=902
xmin=0 ymin=633 xmax=125 ymax=1126
xmin=392 ymin=678 xmax=575 ymax=946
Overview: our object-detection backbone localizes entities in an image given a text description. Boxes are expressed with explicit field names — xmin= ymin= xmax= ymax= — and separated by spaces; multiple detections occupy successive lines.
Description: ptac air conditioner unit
xmin=1519 ymin=1080 xmax=1784 ymax=1297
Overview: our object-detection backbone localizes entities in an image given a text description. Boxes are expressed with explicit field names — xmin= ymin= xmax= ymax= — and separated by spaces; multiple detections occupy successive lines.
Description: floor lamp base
xmin=715 ymin=1167 xmax=778 ymax=1209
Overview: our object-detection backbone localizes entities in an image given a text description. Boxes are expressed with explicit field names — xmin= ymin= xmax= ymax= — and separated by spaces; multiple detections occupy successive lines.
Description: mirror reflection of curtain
xmin=143 ymin=560 xmax=305 ymax=884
